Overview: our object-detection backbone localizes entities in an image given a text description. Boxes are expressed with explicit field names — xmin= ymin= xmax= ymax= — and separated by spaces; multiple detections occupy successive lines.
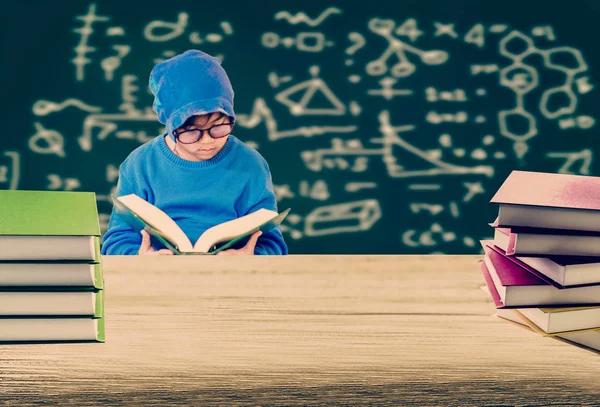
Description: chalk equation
xmin=0 ymin=151 xmax=20 ymax=190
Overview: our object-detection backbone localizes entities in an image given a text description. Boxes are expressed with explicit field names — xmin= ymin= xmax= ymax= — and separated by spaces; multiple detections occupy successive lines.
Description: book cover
xmin=0 ymin=190 xmax=100 ymax=236
xmin=490 ymin=170 xmax=600 ymax=211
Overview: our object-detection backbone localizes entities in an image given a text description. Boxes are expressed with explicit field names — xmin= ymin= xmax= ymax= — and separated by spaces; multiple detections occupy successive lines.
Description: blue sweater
xmin=101 ymin=134 xmax=288 ymax=255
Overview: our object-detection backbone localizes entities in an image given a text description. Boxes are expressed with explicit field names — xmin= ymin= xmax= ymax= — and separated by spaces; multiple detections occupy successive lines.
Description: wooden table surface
xmin=2 ymin=255 xmax=600 ymax=406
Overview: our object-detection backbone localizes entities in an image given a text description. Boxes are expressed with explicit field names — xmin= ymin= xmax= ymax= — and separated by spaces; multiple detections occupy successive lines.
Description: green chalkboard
xmin=2 ymin=0 xmax=599 ymax=253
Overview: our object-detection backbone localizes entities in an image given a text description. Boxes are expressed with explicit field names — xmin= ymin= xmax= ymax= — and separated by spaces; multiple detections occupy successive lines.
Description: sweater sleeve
xmin=244 ymin=171 xmax=288 ymax=256
xmin=100 ymin=172 xmax=143 ymax=255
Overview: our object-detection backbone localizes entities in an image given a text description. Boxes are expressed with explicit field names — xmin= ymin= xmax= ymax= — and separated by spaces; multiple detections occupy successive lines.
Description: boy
xmin=101 ymin=50 xmax=288 ymax=255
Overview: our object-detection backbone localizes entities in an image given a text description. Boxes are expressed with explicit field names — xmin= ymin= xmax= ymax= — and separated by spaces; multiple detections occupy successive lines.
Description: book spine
xmin=93 ymin=236 xmax=101 ymax=262
xmin=94 ymin=290 xmax=104 ymax=318
xmin=93 ymin=263 xmax=104 ymax=289
xmin=97 ymin=316 xmax=105 ymax=342
xmin=506 ymin=233 xmax=517 ymax=256
xmin=97 ymin=282 xmax=105 ymax=342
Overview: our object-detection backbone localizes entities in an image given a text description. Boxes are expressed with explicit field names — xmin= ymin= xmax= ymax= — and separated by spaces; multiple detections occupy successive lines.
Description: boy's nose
xmin=197 ymin=131 xmax=213 ymax=143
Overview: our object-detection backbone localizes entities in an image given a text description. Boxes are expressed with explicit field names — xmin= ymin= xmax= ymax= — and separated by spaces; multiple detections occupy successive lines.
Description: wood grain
xmin=2 ymin=255 xmax=600 ymax=406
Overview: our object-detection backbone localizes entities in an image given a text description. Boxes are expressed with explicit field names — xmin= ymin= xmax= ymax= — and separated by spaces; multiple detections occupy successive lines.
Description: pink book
xmin=490 ymin=171 xmax=600 ymax=232
xmin=479 ymin=259 xmax=504 ymax=308
xmin=491 ymin=170 xmax=600 ymax=210
xmin=482 ymin=243 xmax=545 ymax=286
xmin=484 ymin=242 xmax=560 ymax=287
xmin=480 ymin=241 xmax=600 ymax=307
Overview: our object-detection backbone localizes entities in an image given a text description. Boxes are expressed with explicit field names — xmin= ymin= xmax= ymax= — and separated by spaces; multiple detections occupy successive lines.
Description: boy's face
xmin=173 ymin=112 xmax=232 ymax=161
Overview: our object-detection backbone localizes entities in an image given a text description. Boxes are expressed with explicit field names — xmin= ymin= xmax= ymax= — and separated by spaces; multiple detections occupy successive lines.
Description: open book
xmin=112 ymin=194 xmax=290 ymax=255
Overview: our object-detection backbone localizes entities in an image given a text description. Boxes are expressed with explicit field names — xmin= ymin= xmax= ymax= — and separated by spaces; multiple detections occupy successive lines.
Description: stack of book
xmin=480 ymin=170 xmax=600 ymax=354
xmin=0 ymin=190 xmax=105 ymax=343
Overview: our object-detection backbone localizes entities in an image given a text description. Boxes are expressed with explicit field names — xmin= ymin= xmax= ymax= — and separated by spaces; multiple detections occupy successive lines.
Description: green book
xmin=0 ymin=289 xmax=103 ymax=317
xmin=0 ymin=316 xmax=105 ymax=343
xmin=0 ymin=281 xmax=105 ymax=344
xmin=0 ymin=190 xmax=101 ymax=261
xmin=0 ymin=262 xmax=103 ymax=289
xmin=112 ymin=194 xmax=290 ymax=255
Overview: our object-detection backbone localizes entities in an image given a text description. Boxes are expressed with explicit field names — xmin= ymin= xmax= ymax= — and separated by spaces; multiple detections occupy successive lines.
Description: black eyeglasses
xmin=173 ymin=122 xmax=234 ymax=144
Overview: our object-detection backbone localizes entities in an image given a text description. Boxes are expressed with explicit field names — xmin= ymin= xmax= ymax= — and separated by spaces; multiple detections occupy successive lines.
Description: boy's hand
xmin=216 ymin=231 xmax=262 ymax=256
xmin=138 ymin=230 xmax=174 ymax=255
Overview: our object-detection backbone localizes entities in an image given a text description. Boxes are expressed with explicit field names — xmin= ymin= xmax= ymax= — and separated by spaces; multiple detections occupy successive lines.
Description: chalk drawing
xmin=101 ymin=45 xmax=131 ymax=81
xmin=497 ymin=30 xmax=590 ymax=158
xmin=532 ymin=25 xmax=556 ymax=41
xmin=47 ymin=174 xmax=81 ymax=191
xmin=434 ymin=22 xmax=458 ymax=38
xmin=0 ymin=151 xmax=20 ymax=190
xmin=274 ymin=184 xmax=295 ymax=201
xmin=144 ymin=12 xmax=188 ymax=42
xmin=373 ymin=111 xmax=494 ymax=178
xmin=462 ymin=182 xmax=485 ymax=202
xmin=268 ymin=72 xmax=293 ymax=88
xmin=299 ymin=180 xmax=330 ymax=200
xmin=410 ymin=203 xmax=444 ymax=216
xmin=367 ymin=77 xmax=413 ymax=100
xmin=547 ymin=149 xmax=593 ymax=175
xmin=237 ymin=98 xmax=357 ymax=141
xmin=261 ymin=32 xmax=334 ymax=52
xmin=275 ymin=66 xmax=346 ymax=115
xmin=345 ymin=31 xmax=366 ymax=65
xmin=72 ymin=3 xmax=110 ymax=81
xmin=33 ymin=99 xmax=102 ymax=116
xmin=408 ymin=184 xmax=442 ymax=191
xmin=30 ymin=123 xmax=66 ymax=157
xmin=106 ymin=26 xmax=125 ymax=36
xmin=78 ymin=108 xmax=157 ymax=151
xmin=304 ymin=199 xmax=381 ymax=236
xmin=366 ymin=18 xmax=447 ymax=77
xmin=345 ymin=182 xmax=377 ymax=192
xmin=274 ymin=7 xmax=342 ymax=26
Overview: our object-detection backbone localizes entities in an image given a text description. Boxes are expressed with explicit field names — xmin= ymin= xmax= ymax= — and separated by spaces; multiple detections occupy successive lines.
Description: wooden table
xmin=2 ymin=255 xmax=600 ymax=406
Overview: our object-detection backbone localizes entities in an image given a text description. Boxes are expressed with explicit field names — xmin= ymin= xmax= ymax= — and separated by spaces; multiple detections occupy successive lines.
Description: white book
xmin=514 ymin=255 xmax=600 ymax=287
xmin=0 ymin=318 xmax=104 ymax=342
xmin=496 ymin=308 xmax=600 ymax=354
xmin=517 ymin=306 xmax=600 ymax=334
xmin=0 ymin=263 xmax=103 ymax=288
xmin=112 ymin=194 xmax=289 ymax=254
xmin=0 ymin=235 xmax=99 ymax=261
xmin=493 ymin=226 xmax=600 ymax=257
xmin=0 ymin=291 xmax=103 ymax=316
xmin=556 ymin=330 xmax=600 ymax=352
xmin=494 ymin=299 xmax=600 ymax=334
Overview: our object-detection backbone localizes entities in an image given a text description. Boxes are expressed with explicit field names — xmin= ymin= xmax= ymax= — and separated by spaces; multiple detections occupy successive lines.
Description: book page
xmin=193 ymin=208 xmax=287 ymax=253
xmin=114 ymin=194 xmax=192 ymax=252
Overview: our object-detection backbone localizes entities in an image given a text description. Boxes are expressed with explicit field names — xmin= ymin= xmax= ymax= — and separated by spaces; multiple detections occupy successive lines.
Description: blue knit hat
xmin=149 ymin=50 xmax=235 ymax=140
